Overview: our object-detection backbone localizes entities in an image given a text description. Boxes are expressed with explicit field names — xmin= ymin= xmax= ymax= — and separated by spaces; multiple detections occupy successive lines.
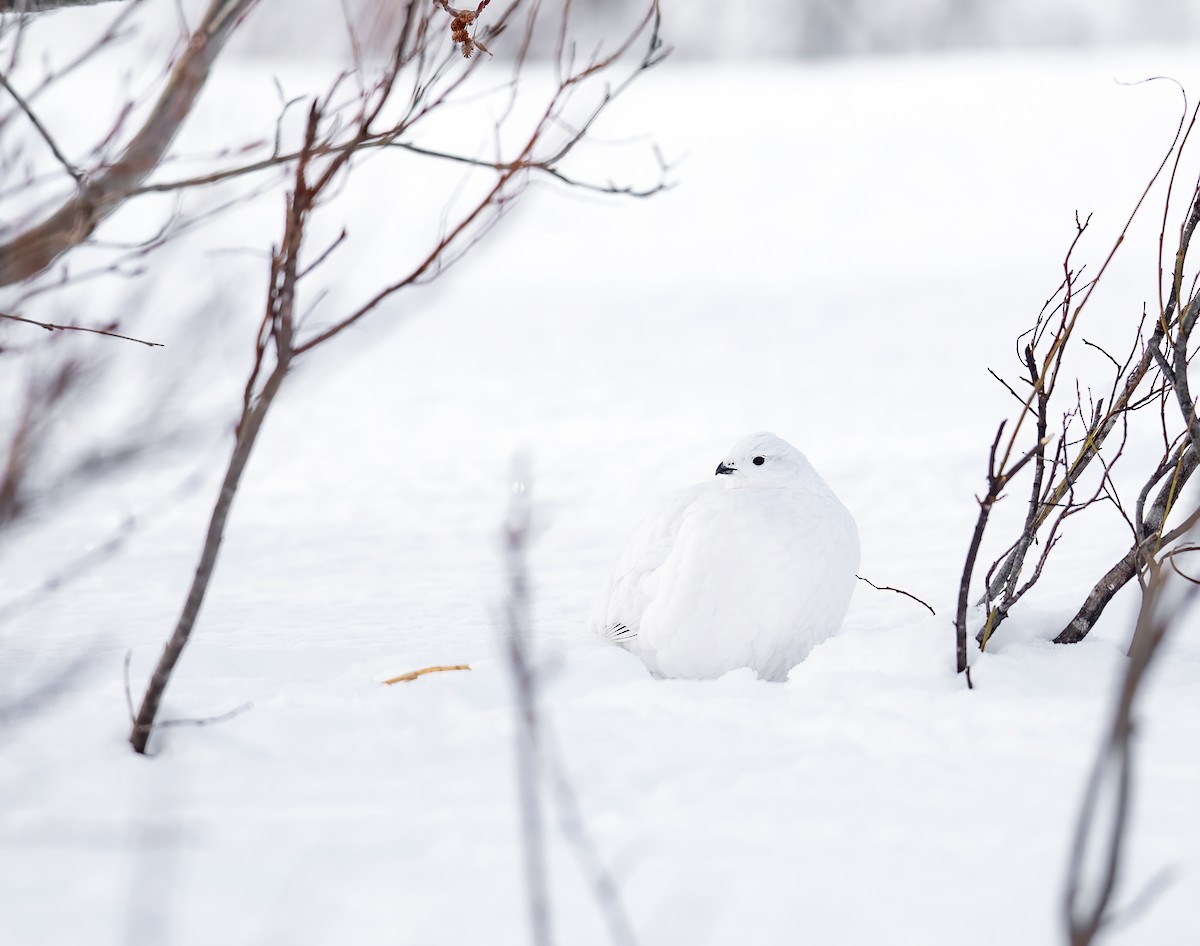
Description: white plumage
xmin=591 ymin=432 xmax=859 ymax=681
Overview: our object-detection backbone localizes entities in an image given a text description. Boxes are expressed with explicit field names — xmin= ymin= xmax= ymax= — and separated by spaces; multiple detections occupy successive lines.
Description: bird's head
xmin=714 ymin=432 xmax=816 ymax=488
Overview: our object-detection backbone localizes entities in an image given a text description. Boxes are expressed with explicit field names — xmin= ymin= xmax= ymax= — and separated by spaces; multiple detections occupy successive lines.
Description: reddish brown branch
xmin=128 ymin=98 xmax=315 ymax=755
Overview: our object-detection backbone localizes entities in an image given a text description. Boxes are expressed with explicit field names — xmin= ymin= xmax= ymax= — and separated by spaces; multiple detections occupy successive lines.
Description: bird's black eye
xmin=753 ymin=456 xmax=765 ymax=466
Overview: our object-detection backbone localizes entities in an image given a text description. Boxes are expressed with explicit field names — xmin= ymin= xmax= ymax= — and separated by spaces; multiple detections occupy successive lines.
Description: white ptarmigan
xmin=591 ymin=432 xmax=859 ymax=681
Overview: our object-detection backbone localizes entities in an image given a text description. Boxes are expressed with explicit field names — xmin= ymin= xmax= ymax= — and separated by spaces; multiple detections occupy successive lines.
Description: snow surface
xmin=4 ymin=39 xmax=1200 ymax=946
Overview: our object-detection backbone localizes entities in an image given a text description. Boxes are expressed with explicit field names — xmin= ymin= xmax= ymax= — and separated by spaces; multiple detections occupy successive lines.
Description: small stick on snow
xmin=856 ymin=574 xmax=936 ymax=616
xmin=383 ymin=664 xmax=471 ymax=685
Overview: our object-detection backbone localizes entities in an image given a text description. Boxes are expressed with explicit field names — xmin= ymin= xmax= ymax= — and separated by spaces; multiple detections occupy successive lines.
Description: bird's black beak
xmin=715 ymin=462 xmax=735 ymax=475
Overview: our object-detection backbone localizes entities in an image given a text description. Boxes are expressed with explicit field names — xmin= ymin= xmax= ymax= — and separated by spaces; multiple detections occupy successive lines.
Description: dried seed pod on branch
xmin=434 ymin=0 xmax=492 ymax=58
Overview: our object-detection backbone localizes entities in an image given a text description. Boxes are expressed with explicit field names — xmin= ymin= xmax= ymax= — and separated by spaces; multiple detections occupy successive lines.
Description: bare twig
xmin=291 ymin=8 xmax=667 ymax=355
xmin=155 ymin=703 xmax=253 ymax=728
xmin=988 ymin=366 xmax=1038 ymax=417
xmin=0 ymin=0 xmax=129 ymax=10
xmin=124 ymin=649 xmax=252 ymax=735
xmin=382 ymin=664 xmax=470 ymax=684
xmin=954 ymin=421 xmax=1046 ymax=683
xmin=1 ymin=310 xmax=163 ymax=346
xmin=1056 ymin=434 xmax=1200 ymax=644
xmin=128 ymin=98 xmax=314 ymax=754
xmin=855 ymin=573 xmax=936 ymax=616
xmin=0 ymin=68 xmax=82 ymax=184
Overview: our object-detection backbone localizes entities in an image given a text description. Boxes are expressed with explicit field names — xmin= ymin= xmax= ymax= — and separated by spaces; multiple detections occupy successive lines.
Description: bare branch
xmin=156 ymin=702 xmax=252 ymax=729
xmin=128 ymin=96 xmax=314 ymax=754
xmin=133 ymin=131 xmax=671 ymax=201
xmin=0 ymin=0 xmax=261 ymax=286
xmin=955 ymin=419 xmax=1049 ymax=678
xmin=855 ymin=573 xmax=936 ymax=616
xmin=0 ymin=0 xmax=130 ymax=10
xmin=124 ymin=649 xmax=252 ymax=735
xmin=1056 ymin=441 xmax=1200 ymax=643
xmin=294 ymin=15 xmax=668 ymax=353
xmin=0 ymin=1 xmax=144 ymax=134
xmin=988 ymin=366 xmax=1038 ymax=417
xmin=0 ymin=67 xmax=83 ymax=184
xmin=1 ymin=309 xmax=163 ymax=346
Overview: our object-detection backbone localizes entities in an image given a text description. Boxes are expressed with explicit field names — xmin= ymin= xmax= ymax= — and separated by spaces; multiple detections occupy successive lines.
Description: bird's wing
xmin=591 ymin=483 xmax=714 ymax=642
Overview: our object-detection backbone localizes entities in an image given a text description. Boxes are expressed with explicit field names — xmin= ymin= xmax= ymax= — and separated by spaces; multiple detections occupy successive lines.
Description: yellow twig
xmin=383 ymin=664 xmax=471 ymax=685
xmin=1153 ymin=449 xmax=1189 ymax=558
xmin=978 ymin=606 xmax=999 ymax=652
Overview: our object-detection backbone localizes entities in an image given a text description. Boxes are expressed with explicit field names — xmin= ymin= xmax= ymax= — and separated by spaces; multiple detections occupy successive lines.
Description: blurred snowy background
xmin=43 ymin=0 xmax=1200 ymax=59
xmin=4 ymin=1 xmax=1200 ymax=945
xmin=232 ymin=0 xmax=1200 ymax=58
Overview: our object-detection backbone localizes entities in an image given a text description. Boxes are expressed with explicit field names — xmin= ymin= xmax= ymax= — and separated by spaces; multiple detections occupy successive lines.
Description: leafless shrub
xmin=2 ymin=0 xmax=668 ymax=749
xmin=118 ymin=0 xmax=669 ymax=752
xmin=954 ymin=92 xmax=1200 ymax=679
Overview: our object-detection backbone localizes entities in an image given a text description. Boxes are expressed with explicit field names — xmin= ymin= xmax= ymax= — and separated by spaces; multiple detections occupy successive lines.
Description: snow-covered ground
xmin=4 ymin=35 xmax=1200 ymax=946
